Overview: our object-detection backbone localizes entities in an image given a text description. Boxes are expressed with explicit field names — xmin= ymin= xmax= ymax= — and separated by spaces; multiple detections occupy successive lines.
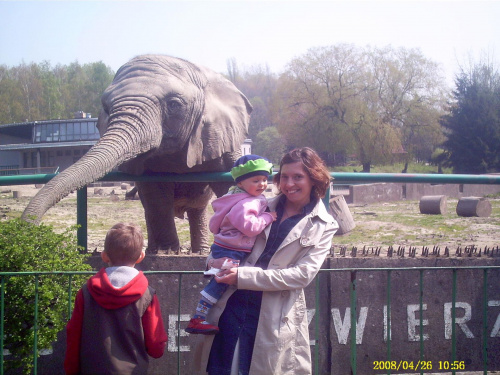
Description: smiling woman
xmin=195 ymin=147 xmax=339 ymax=375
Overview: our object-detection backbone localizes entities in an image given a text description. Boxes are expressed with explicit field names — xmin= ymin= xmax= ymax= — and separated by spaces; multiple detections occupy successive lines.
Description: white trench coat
xmin=194 ymin=195 xmax=338 ymax=375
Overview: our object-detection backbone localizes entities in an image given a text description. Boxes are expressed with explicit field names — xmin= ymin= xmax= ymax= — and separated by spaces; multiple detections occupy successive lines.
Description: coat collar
xmin=267 ymin=194 xmax=333 ymax=224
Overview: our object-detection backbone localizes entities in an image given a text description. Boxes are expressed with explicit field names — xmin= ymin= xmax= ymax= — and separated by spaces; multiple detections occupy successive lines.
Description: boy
xmin=64 ymin=223 xmax=167 ymax=375
xmin=186 ymin=155 xmax=277 ymax=334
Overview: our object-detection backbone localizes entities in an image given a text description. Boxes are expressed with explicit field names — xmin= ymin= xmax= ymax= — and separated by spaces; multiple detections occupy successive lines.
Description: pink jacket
xmin=209 ymin=192 xmax=274 ymax=252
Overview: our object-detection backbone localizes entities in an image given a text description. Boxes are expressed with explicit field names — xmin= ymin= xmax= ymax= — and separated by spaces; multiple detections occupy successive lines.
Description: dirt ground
xmin=1 ymin=184 xmax=499 ymax=257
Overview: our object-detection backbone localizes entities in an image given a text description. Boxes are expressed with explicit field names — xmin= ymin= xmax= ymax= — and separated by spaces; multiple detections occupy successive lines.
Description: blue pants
xmin=201 ymin=244 xmax=248 ymax=303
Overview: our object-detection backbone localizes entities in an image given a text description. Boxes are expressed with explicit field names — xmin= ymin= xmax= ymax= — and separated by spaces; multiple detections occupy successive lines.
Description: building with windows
xmin=0 ymin=114 xmax=252 ymax=175
xmin=0 ymin=113 xmax=99 ymax=175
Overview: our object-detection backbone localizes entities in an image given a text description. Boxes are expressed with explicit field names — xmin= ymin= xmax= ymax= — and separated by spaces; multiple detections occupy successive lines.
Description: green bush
xmin=0 ymin=218 xmax=91 ymax=373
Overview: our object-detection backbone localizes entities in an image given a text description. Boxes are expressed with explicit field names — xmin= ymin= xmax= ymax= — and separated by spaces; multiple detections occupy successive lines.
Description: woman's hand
xmin=215 ymin=267 xmax=238 ymax=285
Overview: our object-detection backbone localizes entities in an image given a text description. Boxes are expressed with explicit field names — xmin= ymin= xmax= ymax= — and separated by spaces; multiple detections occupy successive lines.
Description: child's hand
xmin=269 ymin=211 xmax=277 ymax=221
xmin=209 ymin=257 xmax=239 ymax=269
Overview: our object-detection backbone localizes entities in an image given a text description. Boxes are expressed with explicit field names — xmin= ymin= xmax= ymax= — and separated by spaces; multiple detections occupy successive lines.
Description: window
xmin=33 ymin=120 xmax=100 ymax=143
xmin=81 ymin=122 xmax=89 ymax=139
xmin=35 ymin=125 xmax=41 ymax=142
xmin=60 ymin=123 xmax=67 ymax=141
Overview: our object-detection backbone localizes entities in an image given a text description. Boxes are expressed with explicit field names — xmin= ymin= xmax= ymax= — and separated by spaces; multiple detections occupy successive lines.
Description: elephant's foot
xmin=146 ymin=241 xmax=181 ymax=255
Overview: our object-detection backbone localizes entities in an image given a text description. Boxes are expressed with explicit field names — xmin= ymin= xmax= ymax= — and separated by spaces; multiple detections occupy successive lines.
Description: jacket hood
xmin=87 ymin=268 xmax=149 ymax=309
xmin=209 ymin=192 xmax=253 ymax=234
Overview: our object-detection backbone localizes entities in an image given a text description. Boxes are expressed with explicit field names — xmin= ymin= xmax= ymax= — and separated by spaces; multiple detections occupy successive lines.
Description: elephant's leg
xmin=136 ymin=181 xmax=179 ymax=254
xmin=173 ymin=182 xmax=213 ymax=254
xmin=186 ymin=205 xmax=210 ymax=254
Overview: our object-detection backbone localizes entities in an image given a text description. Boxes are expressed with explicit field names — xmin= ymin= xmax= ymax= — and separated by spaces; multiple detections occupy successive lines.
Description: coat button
xmin=281 ymin=290 xmax=290 ymax=297
xmin=282 ymin=317 xmax=288 ymax=323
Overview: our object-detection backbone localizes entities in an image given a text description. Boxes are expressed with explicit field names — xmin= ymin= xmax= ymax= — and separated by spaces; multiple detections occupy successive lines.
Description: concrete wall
xmin=346 ymin=182 xmax=500 ymax=204
xmin=29 ymin=255 xmax=500 ymax=375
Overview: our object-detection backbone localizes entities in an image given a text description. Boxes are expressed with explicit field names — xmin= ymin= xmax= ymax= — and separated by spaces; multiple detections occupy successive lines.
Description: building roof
xmin=0 ymin=141 xmax=97 ymax=151
xmin=0 ymin=118 xmax=97 ymax=138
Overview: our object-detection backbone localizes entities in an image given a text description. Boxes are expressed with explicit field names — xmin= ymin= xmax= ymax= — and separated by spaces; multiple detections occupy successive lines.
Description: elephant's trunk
xmin=22 ymin=115 xmax=161 ymax=224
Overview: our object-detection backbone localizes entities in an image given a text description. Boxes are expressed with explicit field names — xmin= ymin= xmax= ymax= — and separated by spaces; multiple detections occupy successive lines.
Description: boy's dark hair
xmin=104 ymin=223 xmax=144 ymax=265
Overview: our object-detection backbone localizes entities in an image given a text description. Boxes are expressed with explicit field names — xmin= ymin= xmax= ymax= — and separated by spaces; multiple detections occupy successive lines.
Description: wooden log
xmin=329 ymin=195 xmax=356 ymax=235
xmin=456 ymin=196 xmax=492 ymax=217
xmin=419 ymin=195 xmax=447 ymax=215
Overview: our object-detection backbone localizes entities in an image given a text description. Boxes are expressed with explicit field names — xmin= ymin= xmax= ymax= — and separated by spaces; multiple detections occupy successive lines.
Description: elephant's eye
xmin=167 ymin=98 xmax=184 ymax=113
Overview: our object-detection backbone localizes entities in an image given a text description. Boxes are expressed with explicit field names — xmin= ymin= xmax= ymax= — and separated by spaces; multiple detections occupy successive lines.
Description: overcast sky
xmin=1 ymin=1 xmax=499 ymax=87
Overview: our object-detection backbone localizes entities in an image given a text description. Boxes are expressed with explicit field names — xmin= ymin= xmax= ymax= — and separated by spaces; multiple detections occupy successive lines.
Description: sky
xmin=1 ymin=0 xmax=499 ymax=87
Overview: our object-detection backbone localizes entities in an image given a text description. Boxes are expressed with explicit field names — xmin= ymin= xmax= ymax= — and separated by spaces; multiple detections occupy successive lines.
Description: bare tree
xmin=272 ymin=44 xmax=447 ymax=171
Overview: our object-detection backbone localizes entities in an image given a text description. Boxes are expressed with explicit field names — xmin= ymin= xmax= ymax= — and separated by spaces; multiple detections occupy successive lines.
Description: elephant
xmin=22 ymin=54 xmax=252 ymax=254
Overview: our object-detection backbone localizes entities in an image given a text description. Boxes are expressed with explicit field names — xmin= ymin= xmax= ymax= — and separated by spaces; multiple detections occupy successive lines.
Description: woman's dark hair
xmin=273 ymin=147 xmax=331 ymax=199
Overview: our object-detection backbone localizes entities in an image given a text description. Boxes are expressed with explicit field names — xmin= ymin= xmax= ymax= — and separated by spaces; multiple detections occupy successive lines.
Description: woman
xmin=194 ymin=147 xmax=338 ymax=375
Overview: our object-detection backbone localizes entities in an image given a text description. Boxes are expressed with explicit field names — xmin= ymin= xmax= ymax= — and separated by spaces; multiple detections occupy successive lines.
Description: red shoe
xmin=185 ymin=318 xmax=219 ymax=335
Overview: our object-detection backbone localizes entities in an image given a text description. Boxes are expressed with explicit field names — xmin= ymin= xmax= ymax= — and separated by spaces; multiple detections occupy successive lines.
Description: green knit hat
xmin=230 ymin=155 xmax=273 ymax=183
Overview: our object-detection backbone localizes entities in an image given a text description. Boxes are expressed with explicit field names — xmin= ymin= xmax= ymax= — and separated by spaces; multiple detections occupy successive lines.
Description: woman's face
xmin=279 ymin=162 xmax=313 ymax=207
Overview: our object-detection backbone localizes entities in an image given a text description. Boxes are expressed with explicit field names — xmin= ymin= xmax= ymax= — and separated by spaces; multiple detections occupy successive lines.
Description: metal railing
xmin=1 ymin=266 xmax=499 ymax=374
xmin=1 ymin=171 xmax=500 ymax=374
xmin=1 ymin=171 xmax=500 ymax=251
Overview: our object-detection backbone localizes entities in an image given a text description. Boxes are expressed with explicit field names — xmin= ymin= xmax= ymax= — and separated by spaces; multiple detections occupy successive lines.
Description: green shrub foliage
xmin=0 ymin=218 xmax=91 ymax=373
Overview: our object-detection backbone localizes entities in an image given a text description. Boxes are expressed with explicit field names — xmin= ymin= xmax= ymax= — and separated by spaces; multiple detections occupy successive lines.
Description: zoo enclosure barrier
xmin=1 ymin=170 xmax=500 ymax=251
xmin=1 ymin=266 xmax=500 ymax=375
xmin=1 ymin=171 xmax=500 ymax=374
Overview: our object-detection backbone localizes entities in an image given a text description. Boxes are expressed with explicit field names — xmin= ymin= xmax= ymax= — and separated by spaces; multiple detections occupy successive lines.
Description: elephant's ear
xmin=186 ymin=69 xmax=252 ymax=168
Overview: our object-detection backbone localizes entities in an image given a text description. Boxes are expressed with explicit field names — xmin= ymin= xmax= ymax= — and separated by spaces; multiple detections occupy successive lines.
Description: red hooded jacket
xmin=64 ymin=268 xmax=167 ymax=374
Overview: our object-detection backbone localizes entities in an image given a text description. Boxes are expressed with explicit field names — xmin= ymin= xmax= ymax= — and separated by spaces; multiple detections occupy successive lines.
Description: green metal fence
xmin=1 ymin=171 xmax=500 ymax=251
xmin=1 ymin=171 xmax=500 ymax=374
xmin=1 ymin=266 xmax=499 ymax=375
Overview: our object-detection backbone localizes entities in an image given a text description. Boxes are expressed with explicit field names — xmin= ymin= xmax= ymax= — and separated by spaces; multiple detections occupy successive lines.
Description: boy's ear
xmin=135 ymin=250 xmax=146 ymax=264
xmin=101 ymin=251 xmax=111 ymax=264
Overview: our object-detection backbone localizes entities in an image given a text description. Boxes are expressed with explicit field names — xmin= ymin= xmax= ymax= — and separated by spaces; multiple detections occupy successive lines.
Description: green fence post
xmin=67 ymin=274 xmax=73 ymax=320
xmin=350 ymin=270 xmax=357 ymax=375
xmin=33 ymin=275 xmax=39 ymax=375
xmin=386 ymin=270 xmax=392 ymax=375
xmin=482 ymin=268 xmax=489 ymax=374
xmin=314 ymin=274 xmax=320 ymax=374
xmin=77 ymin=186 xmax=87 ymax=252
xmin=419 ymin=270 xmax=424 ymax=375
xmin=451 ymin=268 xmax=457 ymax=375
xmin=0 ymin=276 xmax=5 ymax=375
xmin=177 ymin=273 xmax=182 ymax=375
